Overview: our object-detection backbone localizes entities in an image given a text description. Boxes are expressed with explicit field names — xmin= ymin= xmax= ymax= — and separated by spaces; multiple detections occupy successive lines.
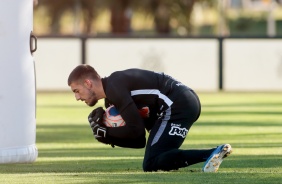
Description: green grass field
xmin=0 ymin=92 xmax=281 ymax=184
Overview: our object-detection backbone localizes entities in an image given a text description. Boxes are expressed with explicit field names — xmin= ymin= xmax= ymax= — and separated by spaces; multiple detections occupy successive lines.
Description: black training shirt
xmin=102 ymin=68 xmax=189 ymax=139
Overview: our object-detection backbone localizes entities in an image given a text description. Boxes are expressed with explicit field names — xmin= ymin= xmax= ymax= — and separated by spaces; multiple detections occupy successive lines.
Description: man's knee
xmin=143 ymin=150 xmax=187 ymax=172
xmin=142 ymin=159 xmax=156 ymax=172
xmin=142 ymin=156 xmax=173 ymax=172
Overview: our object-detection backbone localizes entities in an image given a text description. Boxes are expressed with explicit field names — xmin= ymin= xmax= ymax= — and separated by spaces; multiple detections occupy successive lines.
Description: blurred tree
xmin=134 ymin=0 xmax=216 ymax=35
xmin=170 ymin=0 xmax=197 ymax=34
xmin=150 ymin=0 xmax=171 ymax=33
xmin=35 ymin=0 xmax=216 ymax=35
xmin=80 ymin=0 xmax=96 ymax=34
xmin=37 ymin=0 xmax=67 ymax=34
xmin=36 ymin=0 xmax=96 ymax=35
xmin=110 ymin=0 xmax=132 ymax=34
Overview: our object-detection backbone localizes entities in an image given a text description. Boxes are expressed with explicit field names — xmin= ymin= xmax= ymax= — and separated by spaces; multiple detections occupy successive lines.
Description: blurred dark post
xmin=110 ymin=0 xmax=132 ymax=34
xmin=217 ymin=0 xmax=229 ymax=91
xmin=81 ymin=36 xmax=86 ymax=64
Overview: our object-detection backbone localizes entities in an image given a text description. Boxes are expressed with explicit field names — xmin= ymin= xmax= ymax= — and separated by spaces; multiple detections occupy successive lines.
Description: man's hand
xmin=88 ymin=107 xmax=105 ymax=126
xmin=88 ymin=107 xmax=111 ymax=144
xmin=91 ymin=122 xmax=107 ymax=138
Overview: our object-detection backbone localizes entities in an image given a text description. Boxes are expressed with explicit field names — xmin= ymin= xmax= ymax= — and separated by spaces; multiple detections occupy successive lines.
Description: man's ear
xmin=84 ymin=79 xmax=92 ymax=88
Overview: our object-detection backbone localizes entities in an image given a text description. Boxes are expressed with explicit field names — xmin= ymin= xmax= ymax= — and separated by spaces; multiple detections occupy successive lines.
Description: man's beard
xmin=87 ymin=90 xmax=98 ymax=107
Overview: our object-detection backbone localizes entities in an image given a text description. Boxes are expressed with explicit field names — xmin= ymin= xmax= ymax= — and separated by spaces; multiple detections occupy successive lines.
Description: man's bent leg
xmin=143 ymin=88 xmax=202 ymax=172
xmin=143 ymin=148 xmax=215 ymax=171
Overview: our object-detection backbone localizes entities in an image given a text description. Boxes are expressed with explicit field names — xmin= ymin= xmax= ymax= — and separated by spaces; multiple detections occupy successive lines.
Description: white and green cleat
xmin=202 ymin=144 xmax=232 ymax=173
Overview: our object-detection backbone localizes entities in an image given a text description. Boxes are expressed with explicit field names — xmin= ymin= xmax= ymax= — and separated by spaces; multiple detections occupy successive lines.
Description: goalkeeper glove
xmin=88 ymin=107 xmax=111 ymax=145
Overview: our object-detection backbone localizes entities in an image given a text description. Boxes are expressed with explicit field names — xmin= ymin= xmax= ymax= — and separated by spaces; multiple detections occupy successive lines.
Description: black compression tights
xmin=143 ymin=148 xmax=215 ymax=171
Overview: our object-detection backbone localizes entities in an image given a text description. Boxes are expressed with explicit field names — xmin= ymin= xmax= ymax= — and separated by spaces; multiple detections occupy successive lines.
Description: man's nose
xmin=75 ymin=93 xmax=81 ymax=101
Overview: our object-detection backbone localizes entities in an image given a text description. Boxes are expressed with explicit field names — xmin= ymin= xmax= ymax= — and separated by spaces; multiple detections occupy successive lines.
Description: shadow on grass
xmin=0 ymin=156 xmax=142 ymax=173
xmin=1 ymin=139 xmax=281 ymax=183
xmin=37 ymin=147 xmax=144 ymax=158
xmin=37 ymin=124 xmax=92 ymax=143
xmin=0 ymin=154 xmax=281 ymax=174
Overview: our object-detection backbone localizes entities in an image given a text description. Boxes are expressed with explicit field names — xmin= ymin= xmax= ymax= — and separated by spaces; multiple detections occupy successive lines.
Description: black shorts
xmin=143 ymin=88 xmax=201 ymax=170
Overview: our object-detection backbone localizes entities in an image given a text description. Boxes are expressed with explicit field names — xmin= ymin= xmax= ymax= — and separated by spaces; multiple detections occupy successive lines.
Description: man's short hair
xmin=68 ymin=64 xmax=100 ymax=86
